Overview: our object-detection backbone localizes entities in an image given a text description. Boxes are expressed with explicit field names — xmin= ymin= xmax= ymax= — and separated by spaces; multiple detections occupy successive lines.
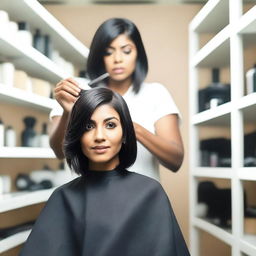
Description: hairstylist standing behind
xmin=49 ymin=18 xmax=184 ymax=181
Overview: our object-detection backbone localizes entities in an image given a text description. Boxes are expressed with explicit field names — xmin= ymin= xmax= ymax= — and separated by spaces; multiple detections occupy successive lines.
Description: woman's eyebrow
xmin=107 ymin=44 xmax=132 ymax=49
xmin=89 ymin=117 xmax=120 ymax=123
xmin=104 ymin=117 xmax=120 ymax=122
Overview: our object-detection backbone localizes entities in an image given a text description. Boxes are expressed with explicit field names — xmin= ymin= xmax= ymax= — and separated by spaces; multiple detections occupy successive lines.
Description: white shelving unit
xmin=0 ymin=230 xmax=31 ymax=254
xmin=0 ymin=85 xmax=55 ymax=111
xmin=0 ymin=147 xmax=56 ymax=158
xmin=0 ymin=32 xmax=66 ymax=83
xmin=0 ymin=0 xmax=88 ymax=253
xmin=189 ymin=0 xmax=256 ymax=255
xmin=0 ymin=0 xmax=89 ymax=67
xmin=0 ymin=188 xmax=56 ymax=213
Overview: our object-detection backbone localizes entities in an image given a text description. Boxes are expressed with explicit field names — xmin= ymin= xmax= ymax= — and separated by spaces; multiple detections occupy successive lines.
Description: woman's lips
xmin=112 ymin=68 xmax=124 ymax=74
xmin=91 ymin=146 xmax=110 ymax=154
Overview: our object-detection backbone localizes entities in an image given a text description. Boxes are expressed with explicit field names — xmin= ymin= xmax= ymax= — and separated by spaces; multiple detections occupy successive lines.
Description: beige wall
xmin=44 ymin=3 xmax=202 ymax=246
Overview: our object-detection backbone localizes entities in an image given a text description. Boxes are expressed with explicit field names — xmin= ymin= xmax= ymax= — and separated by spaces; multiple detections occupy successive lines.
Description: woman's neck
xmin=107 ymin=78 xmax=132 ymax=96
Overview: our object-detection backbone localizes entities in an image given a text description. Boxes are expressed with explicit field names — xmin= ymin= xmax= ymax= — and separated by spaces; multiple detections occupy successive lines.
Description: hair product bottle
xmin=246 ymin=64 xmax=256 ymax=94
xmin=198 ymin=68 xmax=230 ymax=112
xmin=39 ymin=123 xmax=49 ymax=148
xmin=17 ymin=21 xmax=32 ymax=46
xmin=5 ymin=126 xmax=16 ymax=147
xmin=44 ymin=34 xmax=53 ymax=59
xmin=0 ymin=118 xmax=4 ymax=147
xmin=0 ymin=10 xmax=9 ymax=37
xmin=33 ymin=29 xmax=45 ymax=54
xmin=0 ymin=62 xmax=15 ymax=86
xmin=21 ymin=116 xmax=37 ymax=147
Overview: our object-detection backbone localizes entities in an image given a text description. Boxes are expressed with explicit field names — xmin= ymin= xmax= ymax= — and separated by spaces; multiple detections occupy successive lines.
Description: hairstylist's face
xmin=80 ymin=104 xmax=123 ymax=171
xmin=103 ymin=34 xmax=137 ymax=84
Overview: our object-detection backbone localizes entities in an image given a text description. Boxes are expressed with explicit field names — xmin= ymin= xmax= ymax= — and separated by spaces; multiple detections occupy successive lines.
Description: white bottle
xmin=0 ymin=118 xmax=4 ymax=147
xmin=0 ymin=10 xmax=9 ymax=37
xmin=5 ymin=125 xmax=16 ymax=147
xmin=9 ymin=21 xmax=18 ymax=41
xmin=0 ymin=62 xmax=15 ymax=86
xmin=246 ymin=64 xmax=256 ymax=94
xmin=17 ymin=22 xmax=32 ymax=46
xmin=39 ymin=123 xmax=49 ymax=148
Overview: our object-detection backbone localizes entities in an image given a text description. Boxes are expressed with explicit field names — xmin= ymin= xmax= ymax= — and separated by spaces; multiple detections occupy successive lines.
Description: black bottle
xmin=21 ymin=116 xmax=37 ymax=147
xmin=198 ymin=68 xmax=230 ymax=112
xmin=18 ymin=21 xmax=30 ymax=32
xmin=207 ymin=68 xmax=231 ymax=108
xmin=44 ymin=34 xmax=53 ymax=59
xmin=33 ymin=29 xmax=45 ymax=54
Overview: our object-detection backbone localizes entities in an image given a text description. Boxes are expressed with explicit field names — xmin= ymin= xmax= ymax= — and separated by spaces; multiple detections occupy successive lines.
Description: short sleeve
xmin=153 ymin=83 xmax=181 ymax=122
xmin=49 ymin=100 xmax=64 ymax=120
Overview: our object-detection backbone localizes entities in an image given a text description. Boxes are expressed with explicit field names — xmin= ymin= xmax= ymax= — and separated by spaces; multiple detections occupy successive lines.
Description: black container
xmin=198 ymin=68 xmax=230 ymax=112
xmin=200 ymin=138 xmax=231 ymax=167
xmin=21 ymin=116 xmax=37 ymax=147
xmin=18 ymin=21 xmax=30 ymax=31
xmin=33 ymin=29 xmax=45 ymax=54
xmin=44 ymin=35 xmax=53 ymax=59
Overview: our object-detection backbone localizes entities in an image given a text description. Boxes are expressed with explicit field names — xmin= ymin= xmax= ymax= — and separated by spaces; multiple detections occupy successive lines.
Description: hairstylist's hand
xmin=54 ymin=77 xmax=81 ymax=113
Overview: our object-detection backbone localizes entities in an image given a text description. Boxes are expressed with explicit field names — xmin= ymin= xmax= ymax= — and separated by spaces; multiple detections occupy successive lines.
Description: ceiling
xmin=39 ymin=0 xmax=207 ymax=5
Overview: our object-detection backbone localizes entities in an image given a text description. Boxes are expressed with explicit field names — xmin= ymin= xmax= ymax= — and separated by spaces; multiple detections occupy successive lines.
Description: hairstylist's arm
xmin=133 ymin=114 xmax=184 ymax=172
xmin=49 ymin=78 xmax=81 ymax=159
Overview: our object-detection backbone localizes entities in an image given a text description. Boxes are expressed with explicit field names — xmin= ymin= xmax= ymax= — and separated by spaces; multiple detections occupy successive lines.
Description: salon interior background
xmin=4 ymin=0 xmax=254 ymax=256
xmin=36 ymin=1 xmax=225 ymax=256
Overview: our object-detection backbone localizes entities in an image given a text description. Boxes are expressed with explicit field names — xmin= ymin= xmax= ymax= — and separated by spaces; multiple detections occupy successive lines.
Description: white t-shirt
xmin=50 ymin=82 xmax=180 ymax=181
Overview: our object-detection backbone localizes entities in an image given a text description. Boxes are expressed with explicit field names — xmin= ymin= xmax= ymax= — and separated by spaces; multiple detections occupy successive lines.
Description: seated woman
xmin=20 ymin=87 xmax=190 ymax=256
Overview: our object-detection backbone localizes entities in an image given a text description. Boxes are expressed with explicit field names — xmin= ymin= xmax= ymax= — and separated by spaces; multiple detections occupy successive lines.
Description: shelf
xmin=0 ymin=33 xmax=66 ymax=84
xmin=238 ymin=168 xmax=256 ymax=181
xmin=0 ymin=147 xmax=56 ymax=158
xmin=192 ymin=167 xmax=232 ymax=179
xmin=240 ymin=234 xmax=256 ymax=256
xmin=190 ymin=1 xmax=256 ymax=255
xmin=193 ymin=217 xmax=233 ymax=246
xmin=192 ymin=25 xmax=230 ymax=68
xmin=190 ymin=0 xmax=229 ymax=33
xmin=237 ymin=5 xmax=256 ymax=34
xmin=0 ymin=230 xmax=30 ymax=253
xmin=238 ymin=93 xmax=256 ymax=123
xmin=0 ymin=188 xmax=55 ymax=213
xmin=0 ymin=85 xmax=54 ymax=111
xmin=192 ymin=102 xmax=231 ymax=126
xmin=0 ymin=0 xmax=89 ymax=67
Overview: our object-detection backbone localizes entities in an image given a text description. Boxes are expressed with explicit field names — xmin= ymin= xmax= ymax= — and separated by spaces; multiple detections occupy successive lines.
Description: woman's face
xmin=80 ymin=104 xmax=123 ymax=171
xmin=103 ymin=34 xmax=137 ymax=84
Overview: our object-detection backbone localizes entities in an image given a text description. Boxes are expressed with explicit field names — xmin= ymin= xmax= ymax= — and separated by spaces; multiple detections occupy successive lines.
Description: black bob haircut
xmin=87 ymin=18 xmax=148 ymax=94
xmin=63 ymin=87 xmax=137 ymax=175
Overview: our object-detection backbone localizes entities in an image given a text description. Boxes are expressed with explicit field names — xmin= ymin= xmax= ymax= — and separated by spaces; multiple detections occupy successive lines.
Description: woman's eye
xmin=85 ymin=123 xmax=94 ymax=131
xmin=123 ymin=49 xmax=131 ymax=54
xmin=104 ymin=49 xmax=113 ymax=56
xmin=106 ymin=122 xmax=116 ymax=129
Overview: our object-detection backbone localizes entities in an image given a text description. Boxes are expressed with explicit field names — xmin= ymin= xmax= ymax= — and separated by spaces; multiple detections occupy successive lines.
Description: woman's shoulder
xmin=140 ymin=81 xmax=166 ymax=91
xmin=52 ymin=176 xmax=84 ymax=197
xmin=139 ymin=82 xmax=171 ymax=97
xmin=125 ymin=170 xmax=167 ymax=195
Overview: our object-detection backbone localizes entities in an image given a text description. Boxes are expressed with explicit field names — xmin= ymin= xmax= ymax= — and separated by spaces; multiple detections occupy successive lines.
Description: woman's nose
xmin=114 ymin=51 xmax=123 ymax=63
xmin=94 ymin=127 xmax=105 ymax=142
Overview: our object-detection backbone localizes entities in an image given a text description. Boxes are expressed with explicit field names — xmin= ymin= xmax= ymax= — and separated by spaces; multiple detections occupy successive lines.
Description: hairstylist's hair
xmin=63 ymin=87 xmax=137 ymax=175
xmin=87 ymin=18 xmax=148 ymax=94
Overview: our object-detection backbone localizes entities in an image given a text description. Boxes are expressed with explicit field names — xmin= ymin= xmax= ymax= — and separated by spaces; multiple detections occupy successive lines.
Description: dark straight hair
xmin=87 ymin=18 xmax=148 ymax=94
xmin=63 ymin=87 xmax=137 ymax=175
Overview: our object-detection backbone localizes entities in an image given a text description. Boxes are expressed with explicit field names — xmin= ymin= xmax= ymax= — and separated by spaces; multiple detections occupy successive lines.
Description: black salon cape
xmin=20 ymin=169 xmax=190 ymax=256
